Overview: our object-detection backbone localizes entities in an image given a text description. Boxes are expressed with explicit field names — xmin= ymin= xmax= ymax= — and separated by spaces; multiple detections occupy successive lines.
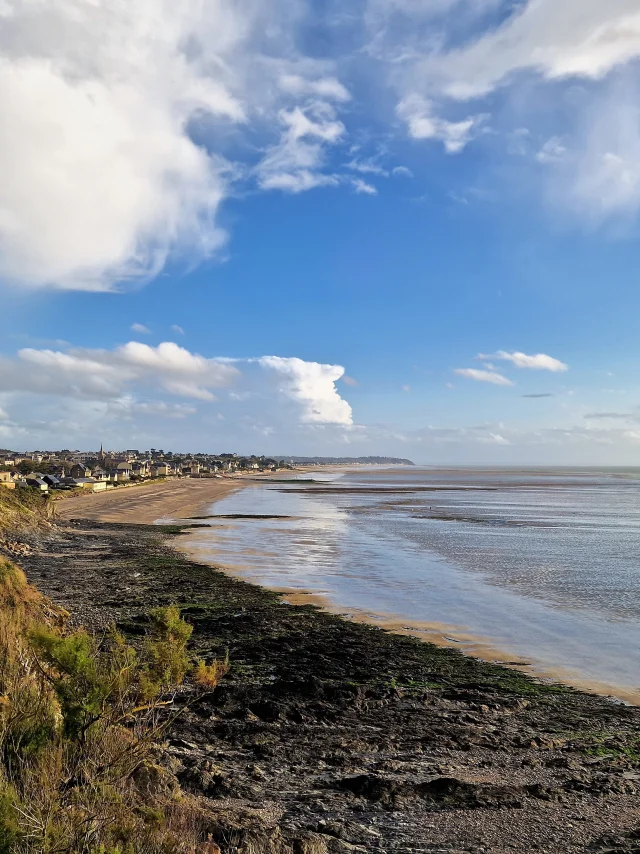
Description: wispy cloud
xmin=257 ymin=104 xmax=345 ymax=194
xmin=131 ymin=323 xmax=151 ymax=335
xmin=351 ymin=178 xmax=378 ymax=195
xmin=478 ymin=351 xmax=568 ymax=372
xmin=454 ymin=368 xmax=514 ymax=386
xmin=396 ymin=96 xmax=483 ymax=154
xmin=171 ymin=325 xmax=185 ymax=335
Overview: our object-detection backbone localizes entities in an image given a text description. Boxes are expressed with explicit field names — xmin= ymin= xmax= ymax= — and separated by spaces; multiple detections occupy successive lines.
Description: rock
xmin=132 ymin=762 xmax=180 ymax=800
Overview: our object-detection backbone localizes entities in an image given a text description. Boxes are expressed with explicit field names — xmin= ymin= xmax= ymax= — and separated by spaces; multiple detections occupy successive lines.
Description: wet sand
xmin=54 ymin=477 xmax=246 ymax=524
xmin=180 ymin=536 xmax=640 ymax=706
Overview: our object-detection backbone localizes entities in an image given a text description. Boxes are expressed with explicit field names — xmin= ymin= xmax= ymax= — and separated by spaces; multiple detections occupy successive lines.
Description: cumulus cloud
xmin=2 ymin=342 xmax=239 ymax=401
xmin=131 ymin=323 xmax=151 ymax=335
xmin=0 ymin=0 xmax=250 ymax=290
xmin=478 ymin=351 xmax=568 ymax=371
xmin=3 ymin=0 xmax=640 ymax=295
xmin=257 ymin=356 xmax=353 ymax=425
xmin=0 ymin=0 xmax=357 ymax=291
xmin=0 ymin=343 xmax=355 ymax=441
xmin=454 ymin=368 xmax=514 ymax=386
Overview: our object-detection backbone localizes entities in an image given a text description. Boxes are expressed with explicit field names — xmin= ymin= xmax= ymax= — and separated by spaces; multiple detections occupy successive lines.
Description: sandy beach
xmin=54 ymin=477 xmax=246 ymax=524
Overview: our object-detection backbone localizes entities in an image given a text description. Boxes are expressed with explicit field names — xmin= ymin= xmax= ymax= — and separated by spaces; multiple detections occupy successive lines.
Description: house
xmin=91 ymin=468 xmax=109 ymax=482
xmin=25 ymin=476 xmax=48 ymax=492
xmin=42 ymin=474 xmax=63 ymax=488
xmin=114 ymin=468 xmax=131 ymax=481
xmin=0 ymin=471 xmax=15 ymax=489
xmin=182 ymin=461 xmax=200 ymax=476
xmin=70 ymin=463 xmax=91 ymax=479
xmin=150 ymin=463 xmax=170 ymax=477
xmin=131 ymin=461 xmax=149 ymax=477
xmin=64 ymin=477 xmax=107 ymax=492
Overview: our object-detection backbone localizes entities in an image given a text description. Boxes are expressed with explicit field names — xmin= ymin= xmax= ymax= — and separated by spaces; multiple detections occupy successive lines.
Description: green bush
xmin=0 ymin=585 xmax=222 ymax=853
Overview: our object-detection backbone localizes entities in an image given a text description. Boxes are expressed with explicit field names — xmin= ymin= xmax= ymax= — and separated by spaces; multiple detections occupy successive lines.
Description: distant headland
xmin=279 ymin=455 xmax=415 ymax=465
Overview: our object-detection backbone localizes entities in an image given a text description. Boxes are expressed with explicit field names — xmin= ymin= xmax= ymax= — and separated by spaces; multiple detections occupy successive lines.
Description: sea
xmin=178 ymin=466 xmax=640 ymax=703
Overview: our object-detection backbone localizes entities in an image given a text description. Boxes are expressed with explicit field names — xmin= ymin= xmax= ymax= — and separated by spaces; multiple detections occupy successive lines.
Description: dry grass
xmin=193 ymin=659 xmax=229 ymax=690
xmin=0 ymin=557 xmax=228 ymax=854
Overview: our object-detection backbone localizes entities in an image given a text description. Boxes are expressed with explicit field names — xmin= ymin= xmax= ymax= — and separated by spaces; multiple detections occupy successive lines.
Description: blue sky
xmin=2 ymin=0 xmax=640 ymax=463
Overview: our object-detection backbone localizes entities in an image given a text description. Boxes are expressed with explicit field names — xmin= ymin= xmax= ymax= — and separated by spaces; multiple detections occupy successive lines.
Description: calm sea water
xmin=180 ymin=467 xmax=640 ymax=701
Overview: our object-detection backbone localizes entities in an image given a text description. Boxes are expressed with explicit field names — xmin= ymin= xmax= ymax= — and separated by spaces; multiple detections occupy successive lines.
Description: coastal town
xmin=0 ymin=447 xmax=291 ymax=493
xmin=0 ymin=449 xmax=415 ymax=494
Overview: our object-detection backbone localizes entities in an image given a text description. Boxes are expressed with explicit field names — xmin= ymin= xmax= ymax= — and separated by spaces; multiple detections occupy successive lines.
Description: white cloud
xmin=345 ymin=158 xmax=389 ymax=176
xmin=110 ymin=397 xmax=197 ymax=420
xmin=536 ymin=138 xmax=568 ymax=164
xmin=425 ymin=1 xmax=640 ymax=101
xmin=392 ymin=165 xmax=414 ymax=178
xmin=385 ymin=2 xmax=640 ymax=217
xmin=5 ymin=341 xmax=239 ymax=402
xmin=352 ymin=178 xmax=378 ymax=195
xmin=479 ymin=432 xmax=510 ymax=445
xmin=258 ymin=356 xmax=353 ymax=425
xmin=396 ymin=95 xmax=482 ymax=153
xmin=0 ymin=0 xmax=357 ymax=291
xmin=454 ymin=368 xmax=514 ymax=386
xmin=131 ymin=323 xmax=151 ymax=335
xmin=279 ymin=75 xmax=351 ymax=103
xmin=479 ymin=351 xmax=568 ymax=372
xmin=0 ymin=0 xmax=247 ymax=291
xmin=257 ymin=104 xmax=345 ymax=193
xmin=171 ymin=325 xmax=185 ymax=335
xmin=0 ymin=343 xmax=355 ymax=443
xmin=3 ymin=0 xmax=640 ymax=295
xmin=342 ymin=375 xmax=359 ymax=386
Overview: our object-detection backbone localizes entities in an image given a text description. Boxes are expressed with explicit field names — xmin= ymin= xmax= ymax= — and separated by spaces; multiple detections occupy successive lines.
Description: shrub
xmin=193 ymin=657 xmax=229 ymax=690
xmin=0 ymin=573 xmax=226 ymax=854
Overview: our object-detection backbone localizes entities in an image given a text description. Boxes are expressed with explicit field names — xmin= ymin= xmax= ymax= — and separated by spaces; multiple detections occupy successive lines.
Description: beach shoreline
xmin=19 ymin=513 xmax=640 ymax=853
xmin=56 ymin=472 xmax=640 ymax=706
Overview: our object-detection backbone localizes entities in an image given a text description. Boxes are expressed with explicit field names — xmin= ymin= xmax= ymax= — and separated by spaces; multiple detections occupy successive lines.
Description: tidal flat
xmin=20 ymin=516 xmax=640 ymax=853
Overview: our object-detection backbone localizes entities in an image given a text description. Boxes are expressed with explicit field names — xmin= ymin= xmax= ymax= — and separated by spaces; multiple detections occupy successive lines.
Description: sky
xmin=2 ymin=0 xmax=640 ymax=464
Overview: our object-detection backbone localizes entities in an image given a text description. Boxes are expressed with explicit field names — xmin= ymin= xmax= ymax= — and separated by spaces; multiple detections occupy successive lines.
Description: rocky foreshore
xmin=18 ymin=518 xmax=640 ymax=853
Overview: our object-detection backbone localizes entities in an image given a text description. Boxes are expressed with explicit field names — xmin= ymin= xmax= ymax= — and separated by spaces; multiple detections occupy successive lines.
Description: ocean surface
xmin=179 ymin=467 xmax=640 ymax=702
